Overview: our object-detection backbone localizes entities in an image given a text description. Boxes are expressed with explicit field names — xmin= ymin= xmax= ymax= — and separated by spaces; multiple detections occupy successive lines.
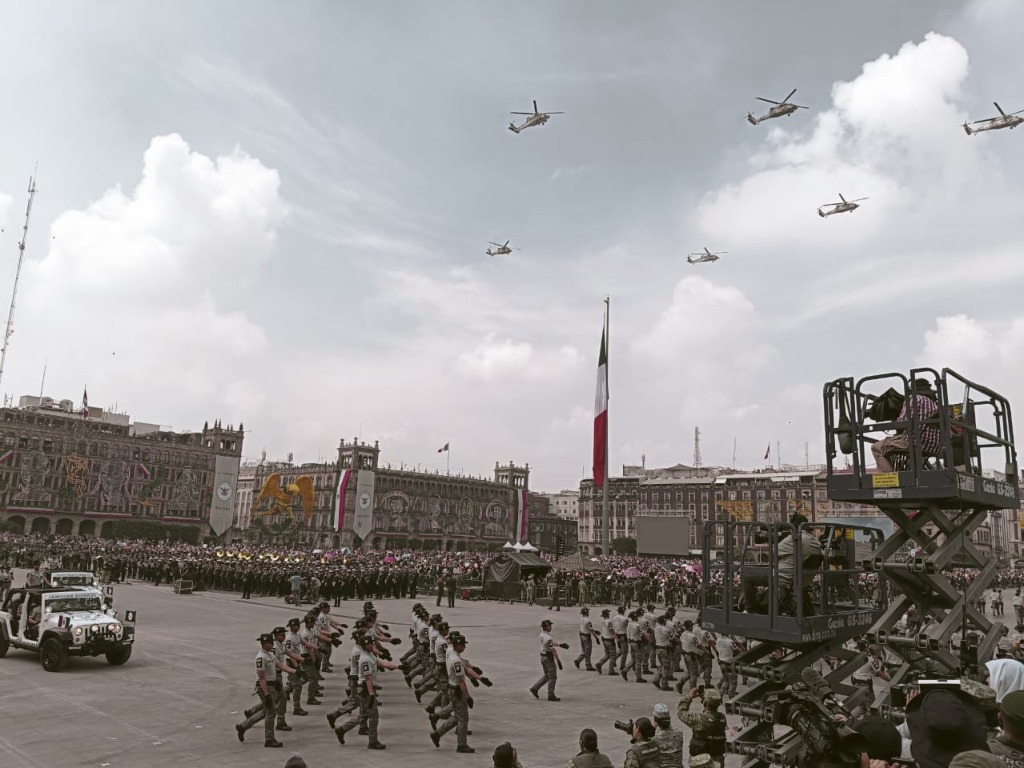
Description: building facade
xmin=234 ymin=439 xmax=539 ymax=552
xmin=0 ymin=395 xmax=243 ymax=538
xmin=579 ymin=464 xmax=892 ymax=555
xmin=544 ymin=489 xmax=580 ymax=521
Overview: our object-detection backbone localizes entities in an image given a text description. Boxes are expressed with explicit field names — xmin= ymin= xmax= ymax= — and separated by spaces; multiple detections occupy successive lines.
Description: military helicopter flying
xmin=747 ymin=89 xmax=808 ymax=125
xmin=818 ymin=194 xmax=868 ymax=218
xmin=486 ymin=240 xmax=520 ymax=257
xmin=963 ymin=102 xmax=1024 ymax=135
xmin=508 ymin=100 xmax=564 ymax=133
xmin=687 ymin=247 xmax=726 ymax=264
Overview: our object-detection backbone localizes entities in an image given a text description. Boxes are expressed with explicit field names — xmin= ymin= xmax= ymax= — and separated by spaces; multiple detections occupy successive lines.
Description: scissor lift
xmin=823 ymin=367 xmax=1019 ymax=714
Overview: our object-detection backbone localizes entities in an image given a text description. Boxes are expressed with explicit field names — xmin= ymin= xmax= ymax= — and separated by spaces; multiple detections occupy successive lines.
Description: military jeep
xmin=0 ymin=587 xmax=136 ymax=671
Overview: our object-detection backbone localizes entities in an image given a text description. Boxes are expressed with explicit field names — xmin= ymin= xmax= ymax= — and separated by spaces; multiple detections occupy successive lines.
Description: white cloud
xmin=454 ymin=335 xmax=582 ymax=381
xmin=9 ymin=134 xmax=286 ymax=429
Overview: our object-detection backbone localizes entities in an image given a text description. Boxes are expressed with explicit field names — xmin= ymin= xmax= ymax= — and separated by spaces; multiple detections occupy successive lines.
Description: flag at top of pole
xmin=81 ymin=386 xmax=89 ymax=420
xmin=593 ymin=309 xmax=609 ymax=488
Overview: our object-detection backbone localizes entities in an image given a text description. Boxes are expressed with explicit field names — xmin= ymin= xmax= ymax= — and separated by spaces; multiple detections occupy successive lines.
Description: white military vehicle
xmin=47 ymin=571 xmax=100 ymax=589
xmin=0 ymin=587 xmax=136 ymax=671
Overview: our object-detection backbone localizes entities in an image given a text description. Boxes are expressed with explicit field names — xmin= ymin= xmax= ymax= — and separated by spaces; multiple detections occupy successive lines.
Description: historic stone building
xmin=236 ymin=439 xmax=537 ymax=551
xmin=0 ymin=395 xmax=243 ymax=538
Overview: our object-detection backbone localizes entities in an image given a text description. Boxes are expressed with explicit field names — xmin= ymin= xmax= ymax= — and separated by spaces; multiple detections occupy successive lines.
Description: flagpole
xmin=447 ymin=447 xmax=450 ymax=477
xmin=602 ymin=296 xmax=610 ymax=556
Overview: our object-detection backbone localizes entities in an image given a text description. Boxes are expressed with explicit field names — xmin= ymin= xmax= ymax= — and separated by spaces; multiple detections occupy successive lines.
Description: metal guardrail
xmin=173 ymin=579 xmax=193 ymax=595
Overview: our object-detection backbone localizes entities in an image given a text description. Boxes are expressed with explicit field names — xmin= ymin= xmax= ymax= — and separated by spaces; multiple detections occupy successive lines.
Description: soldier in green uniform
xmin=652 ymin=703 xmax=684 ymax=768
xmin=677 ymin=688 xmax=727 ymax=768
xmin=624 ymin=718 xmax=661 ymax=768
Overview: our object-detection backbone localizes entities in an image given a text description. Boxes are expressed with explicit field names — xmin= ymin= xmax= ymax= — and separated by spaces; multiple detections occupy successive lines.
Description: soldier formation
xmin=232 ymin=599 xmax=493 ymax=752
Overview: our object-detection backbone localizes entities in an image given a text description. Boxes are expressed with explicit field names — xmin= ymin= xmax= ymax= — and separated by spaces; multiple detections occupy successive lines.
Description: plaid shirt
xmin=900 ymin=394 xmax=941 ymax=455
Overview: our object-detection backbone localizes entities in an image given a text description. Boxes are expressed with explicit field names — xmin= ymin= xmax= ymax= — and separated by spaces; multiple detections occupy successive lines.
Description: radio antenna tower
xmin=693 ymin=426 xmax=702 ymax=469
xmin=0 ymin=171 xmax=38 ymax=394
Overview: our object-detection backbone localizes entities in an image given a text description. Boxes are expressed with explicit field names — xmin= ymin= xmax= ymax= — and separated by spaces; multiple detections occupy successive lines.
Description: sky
xmin=0 ymin=0 xmax=1022 ymax=492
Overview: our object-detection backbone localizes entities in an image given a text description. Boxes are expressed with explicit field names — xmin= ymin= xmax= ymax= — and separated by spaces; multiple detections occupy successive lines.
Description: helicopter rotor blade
xmin=503 ymin=241 xmax=509 ymax=247
xmin=488 ymin=242 xmax=503 ymax=246
xmin=544 ymin=112 xmax=565 ymax=115
xmin=995 ymin=102 xmax=1006 ymax=116
xmin=793 ymin=104 xmax=809 ymax=109
xmin=510 ymin=112 xmax=533 ymax=115
xmin=782 ymin=88 xmax=797 ymax=104
xmin=756 ymin=97 xmax=781 ymax=105
xmin=533 ymin=99 xmax=538 ymax=114
xmin=848 ymin=198 xmax=869 ymax=202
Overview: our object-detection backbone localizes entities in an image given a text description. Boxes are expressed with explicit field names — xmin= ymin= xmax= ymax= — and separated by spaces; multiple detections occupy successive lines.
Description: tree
xmin=611 ymin=537 xmax=637 ymax=555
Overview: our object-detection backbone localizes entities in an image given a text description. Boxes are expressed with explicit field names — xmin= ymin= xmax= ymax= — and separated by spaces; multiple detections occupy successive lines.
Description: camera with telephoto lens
xmin=614 ymin=719 xmax=636 ymax=743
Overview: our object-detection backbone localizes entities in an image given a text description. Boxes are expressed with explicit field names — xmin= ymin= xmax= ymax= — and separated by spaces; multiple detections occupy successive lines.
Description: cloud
xmin=454 ymin=335 xmax=582 ymax=381
xmin=12 ymin=133 xmax=286 ymax=427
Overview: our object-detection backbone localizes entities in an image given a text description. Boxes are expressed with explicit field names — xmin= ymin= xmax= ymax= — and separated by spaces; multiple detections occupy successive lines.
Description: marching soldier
xmin=595 ymin=608 xmax=618 ymax=676
xmin=272 ymin=625 xmax=304 ymax=732
xmin=574 ymin=606 xmax=599 ymax=671
xmin=714 ymin=633 xmax=739 ymax=697
xmin=613 ymin=605 xmax=629 ymax=672
xmin=315 ymin=601 xmax=347 ymax=673
xmin=622 ymin=609 xmax=647 ymax=683
xmin=651 ymin=614 xmax=673 ymax=691
xmin=235 ymin=633 xmax=296 ymax=748
xmin=642 ymin=604 xmax=658 ymax=674
xmin=677 ymin=688 xmax=727 ymax=768
xmin=283 ymin=618 xmax=311 ymax=716
xmin=426 ymin=621 xmax=453 ymax=718
xmin=333 ymin=633 xmax=401 ymax=749
xmin=299 ymin=614 xmax=324 ymax=705
xmin=529 ymin=619 xmax=568 ymax=701
xmin=429 ymin=630 xmax=478 ymax=753
xmin=674 ymin=621 xmax=699 ymax=694
xmin=693 ymin=620 xmax=714 ymax=687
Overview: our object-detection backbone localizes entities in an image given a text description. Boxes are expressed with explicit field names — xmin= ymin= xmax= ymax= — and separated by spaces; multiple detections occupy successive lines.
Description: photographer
xmin=652 ymin=703 xmax=684 ymax=768
xmin=677 ymin=688 xmax=726 ymax=768
xmin=566 ymin=728 xmax=613 ymax=768
xmin=624 ymin=718 xmax=661 ymax=768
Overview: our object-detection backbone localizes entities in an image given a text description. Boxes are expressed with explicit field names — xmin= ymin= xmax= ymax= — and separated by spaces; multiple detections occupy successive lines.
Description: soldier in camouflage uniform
xmin=652 ymin=703 xmax=684 ymax=768
xmin=624 ymin=718 xmax=661 ymax=768
xmin=677 ymin=688 xmax=727 ymax=768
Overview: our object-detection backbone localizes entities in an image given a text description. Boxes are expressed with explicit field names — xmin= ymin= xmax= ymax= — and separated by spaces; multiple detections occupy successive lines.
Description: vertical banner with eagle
xmin=209 ymin=455 xmax=240 ymax=537
xmin=515 ymin=488 xmax=529 ymax=544
xmin=333 ymin=469 xmax=352 ymax=532
xmin=352 ymin=470 xmax=376 ymax=541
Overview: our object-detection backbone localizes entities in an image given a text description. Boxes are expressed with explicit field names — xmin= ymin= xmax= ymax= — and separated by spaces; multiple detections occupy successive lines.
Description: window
xmin=742 ymin=491 xmax=751 ymax=501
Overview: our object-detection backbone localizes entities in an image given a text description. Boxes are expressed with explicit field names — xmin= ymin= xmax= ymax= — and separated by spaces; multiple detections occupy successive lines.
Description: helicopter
xmin=686 ymin=247 xmax=726 ymax=264
xmin=747 ymin=88 xmax=808 ymax=125
xmin=963 ymin=102 xmax=1024 ymax=135
xmin=486 ymin=240 xmax=519 ymax=257
xmin=818 ymin=194 xmax=868 ymax=218
xmin=508 ymin=100 xmax=564 ymax=133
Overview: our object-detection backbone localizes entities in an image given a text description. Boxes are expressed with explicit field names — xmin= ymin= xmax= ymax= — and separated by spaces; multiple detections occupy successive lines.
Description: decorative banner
xmin=515 ymin=488 xmax=529 ymax=543
xmin=209 ymin=455 xmax=241 ymax=536
xmin=0 ymin=450 xmax=14 ymax=466
xmin=334 ymin=469 xmax=352 ymax=531
xmin=352 ymin=470 xmax=375 ymax=541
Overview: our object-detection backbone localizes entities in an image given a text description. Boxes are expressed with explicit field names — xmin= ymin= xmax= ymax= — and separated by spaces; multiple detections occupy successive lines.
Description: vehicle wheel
xmin=0 ymin=632 xmax=8 ymax=658
xmin=40 ymin=637 xmax=68 ymax=672
xmin=105 ymin=646 xmax=132 ymax=666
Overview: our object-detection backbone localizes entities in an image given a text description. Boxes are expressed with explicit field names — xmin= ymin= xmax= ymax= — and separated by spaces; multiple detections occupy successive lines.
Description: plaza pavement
xmin=0 ymin=572 xmax=713 ymax=768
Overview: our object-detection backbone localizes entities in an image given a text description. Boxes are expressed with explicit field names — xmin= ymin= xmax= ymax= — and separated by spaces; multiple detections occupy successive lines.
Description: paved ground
xmin=0 ymin=572 xmax=711 ymax=768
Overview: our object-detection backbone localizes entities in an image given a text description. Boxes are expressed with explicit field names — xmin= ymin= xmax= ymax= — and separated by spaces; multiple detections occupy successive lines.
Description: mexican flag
xmin=593 ymin=322 xmax=608 ymax=488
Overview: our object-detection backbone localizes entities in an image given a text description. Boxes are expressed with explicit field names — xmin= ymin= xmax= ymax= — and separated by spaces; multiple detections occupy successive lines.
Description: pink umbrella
xmin=621 ymin=567 xmax=642 ymax=579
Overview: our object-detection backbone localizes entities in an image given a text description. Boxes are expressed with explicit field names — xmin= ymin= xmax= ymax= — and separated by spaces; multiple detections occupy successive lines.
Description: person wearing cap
xmin=283 ymin=618 xmax=311 ymax=717
xmin=298 ymin=614 xmax=323 ymax=705
xmin=566 ymin=728 xmax=613 ymax=768
xmin=713 ymin=633 xmax=739 ymax=697
xmin=613 ymin=606 xmax=629 ymax=672
xmin=872 ymin=377 xmax=941 ymax=472
xmin=235 ymin=632 xmax=297 ymax=748
xmin=623 ymin=610 xmax=647 ymax=683
xmin=426 ymin=621 xmax=453 ymax=717
xmin=494 ymin=741 xmax=527 ymax=768
xmin=652 ymin=703 xmax=684 ymax=768
xmin=333 ymin=632 xmax=401 ymax=749
xmin=641 ymin=605 xmax=658 ymax=674
xmin=692 ymin=620 xmax=715 ymax=688
xmin=530 ymin=619 xmax=569 ymax=701
xmin=596 ymin=609 xmax=618 ymax=676
xmin=624 ymin=717 xmax=661 ymax=768
xmin=651 ymin=615 xmax=673 ymax=691
xmin=574 ymin=606 xmax=599 ymax=671
xmin=678 ymin=688 xmax=726 ymax=768
xmin=430 ymin=630 xmax=477 ymax=753
xmin=315 ymin=601 xmax=346 ymax=673
xmin=907 ymin=683 xmax=989 ymax=768
xmin=674 ymin=621 xmax=698 ymax=694
xmin=327 ymin=631 xmax=367 ymax=730
xmin=989 ymin=688 xmax=1024 ymax=765
xmin=273 ymin=625 xmax=304 ymax=733
xmin=687 ymin=755 xmax=713 ymax=768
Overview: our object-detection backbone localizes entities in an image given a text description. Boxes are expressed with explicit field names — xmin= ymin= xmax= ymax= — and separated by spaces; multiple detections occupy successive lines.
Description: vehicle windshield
xmin=46 ymin=596 xmax=103 ymax=612
xmin=51 ymin=576 xmax=94 ymax=586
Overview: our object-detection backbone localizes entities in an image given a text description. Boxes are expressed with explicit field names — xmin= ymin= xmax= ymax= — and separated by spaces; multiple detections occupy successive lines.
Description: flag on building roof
xmin=81 ymin=387 xmax=89 ymax=420
xmin=763 ymin=443 xmax=770 ymax=461
xmin=438 ymin=443 xmax=449 ymax=453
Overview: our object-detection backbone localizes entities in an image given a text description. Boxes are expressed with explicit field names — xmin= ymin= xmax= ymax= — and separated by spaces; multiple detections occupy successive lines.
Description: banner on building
xmin=515 ymin=488 xmax=529 ymax=543
xmin=352 ymin=470 xmax=375 ymax=541
xmin=334 ymin=469 xmax=352 ymax=531
xmin=209 ymin=455 xmax=241 ymax=536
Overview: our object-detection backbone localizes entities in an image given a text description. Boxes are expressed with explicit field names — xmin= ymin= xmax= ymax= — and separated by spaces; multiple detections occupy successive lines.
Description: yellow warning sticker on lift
xmin=872 ymin=473 xmax=900 ymax=488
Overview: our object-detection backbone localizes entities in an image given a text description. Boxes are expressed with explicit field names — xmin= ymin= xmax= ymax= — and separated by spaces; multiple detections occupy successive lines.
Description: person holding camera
xmin=566 ymin=728 xmax=613 ymax=768
xmin=677 ymin=688 xmax=727 ymax=768
xmin=624 ymin=718 xmax=661 ymax=768
xmin=652 ymin=703 xmax=685 ymax=768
